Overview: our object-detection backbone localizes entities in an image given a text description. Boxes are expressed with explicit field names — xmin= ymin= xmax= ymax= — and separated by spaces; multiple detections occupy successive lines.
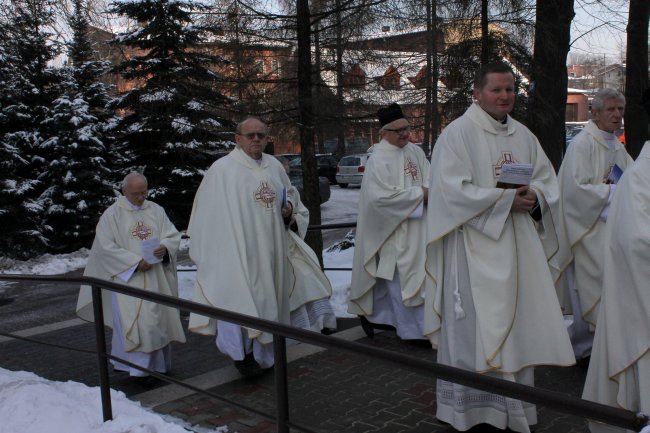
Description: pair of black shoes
xmin=234 ymin=353 xmax=271 ymax=377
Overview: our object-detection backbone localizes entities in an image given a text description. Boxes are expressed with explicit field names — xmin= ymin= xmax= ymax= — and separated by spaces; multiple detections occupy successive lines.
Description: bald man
xmin=188 ymin=117 xmax=335 ymax=376
xmin=77 ymin=172 xmax=186 ymax=379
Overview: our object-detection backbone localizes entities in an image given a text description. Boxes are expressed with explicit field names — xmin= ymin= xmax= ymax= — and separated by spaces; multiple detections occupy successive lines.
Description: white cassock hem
xmin=215 ymin=298 xmax=337 ymax=368
xmin=216 ymin=321 xmax=275 ymax=368
xmin=564 ymin=263 xmax=594 ymax=359
xmin=436 ymin=231 xmax=536 ymax=433
xmin=365 ymin=272 xmax=425 ymax=340
xmin=110 ymin=294 xmax=172 ymax=377
xmin=290 ymin=298 xmax=337 ymax=332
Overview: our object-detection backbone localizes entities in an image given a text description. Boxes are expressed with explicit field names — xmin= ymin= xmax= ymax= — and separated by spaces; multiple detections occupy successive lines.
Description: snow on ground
xmin=0 ymin=367 xmax=225 ymax=433
xmin=0 ymin=248 xmax=90 ymax=276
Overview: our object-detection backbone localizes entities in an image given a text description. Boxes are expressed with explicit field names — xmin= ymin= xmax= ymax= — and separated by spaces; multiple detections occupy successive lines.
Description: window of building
xmin=271 ymin=59 xmax=280 ymax=75
xmin=254 ymin=60 xmax=265 ymax=75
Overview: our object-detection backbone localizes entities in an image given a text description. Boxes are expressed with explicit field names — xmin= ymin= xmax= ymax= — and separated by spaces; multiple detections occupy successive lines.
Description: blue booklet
xmin=281 ymin=187 xmax=287 ymax=208
xmin=607 ymin=164 xmax=623 ymax=184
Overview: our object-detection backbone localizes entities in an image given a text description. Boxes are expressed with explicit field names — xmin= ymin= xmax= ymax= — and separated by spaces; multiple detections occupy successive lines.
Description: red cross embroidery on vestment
xmin=493 ymin=152 xmax=518 ymax=178
xmin=254 ymin=181 xmax=276 ymax=209
xmin=130 ymin=221 xmax=153 ymax=240
xmin=404 ymin=158 xmax=419 ymax=181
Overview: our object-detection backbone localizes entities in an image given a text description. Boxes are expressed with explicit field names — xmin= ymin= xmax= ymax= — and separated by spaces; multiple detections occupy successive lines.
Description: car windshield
xmin=340 ymin=157 xmax=360 ymax=166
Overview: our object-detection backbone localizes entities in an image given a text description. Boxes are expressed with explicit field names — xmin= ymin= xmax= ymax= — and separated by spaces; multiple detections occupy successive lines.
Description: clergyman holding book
xmin=424 ymin=62 xmax=575 ymax=433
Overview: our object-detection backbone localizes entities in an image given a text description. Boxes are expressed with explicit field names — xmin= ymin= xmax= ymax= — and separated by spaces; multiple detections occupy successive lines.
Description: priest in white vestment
xmin=425 ymin=63 xmax=575 ymax=432
xmin=77 ymin=172 xmax=186 ymax=378
xmin=188 ymin=117 xmax=335 ymax=376
xmin=556 ymin=88 xmax=632 ymax=361
xmin=582 ymin=90 xmax=650 ymax=433
xmin=348 ymin=103 xmax=430 ymax=341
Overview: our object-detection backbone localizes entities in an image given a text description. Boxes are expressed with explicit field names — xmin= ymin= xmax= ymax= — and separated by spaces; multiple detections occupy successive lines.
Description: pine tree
xmin=108 ymin=0 xmax=233 ymax=229
xmin=39 ymin=79 xmax=116 ymax=253
xmin=37 ymin=0 xmax=118 ymax=253
xmin=0 ymin=0 xmax=62 ymax=259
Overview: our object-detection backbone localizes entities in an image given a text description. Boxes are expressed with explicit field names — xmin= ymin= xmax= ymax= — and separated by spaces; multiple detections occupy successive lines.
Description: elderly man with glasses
xmin=187 ymin=116 xmax=335 ymax=376
xmin=554 ymin=88 xmax=633 ymax=365
xmin=348 ymin=103 xmax=430 ymax=343
xmin=77 ymin=172 xmax=186 ymax=382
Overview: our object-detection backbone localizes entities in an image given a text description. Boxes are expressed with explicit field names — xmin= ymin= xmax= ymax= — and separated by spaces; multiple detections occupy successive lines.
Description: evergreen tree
xmin=0 ymin=0 xmax=62 ymax=259
xmin=36 ymin=0 xmax=118 ymax=253
xmin=108 ymin=0 xmax=233 ymax=229
xmin=39 ymin=89 xmax=115 ymax=252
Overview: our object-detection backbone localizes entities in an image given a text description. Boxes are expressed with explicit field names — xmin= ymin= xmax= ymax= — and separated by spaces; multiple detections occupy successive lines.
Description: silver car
xmin=336 ymin=153 xmax=370 ymax=188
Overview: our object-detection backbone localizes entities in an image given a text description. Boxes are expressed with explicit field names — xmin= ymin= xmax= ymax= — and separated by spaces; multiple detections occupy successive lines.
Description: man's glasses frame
xmin=240 ymin=132 xmax=268 ymax=140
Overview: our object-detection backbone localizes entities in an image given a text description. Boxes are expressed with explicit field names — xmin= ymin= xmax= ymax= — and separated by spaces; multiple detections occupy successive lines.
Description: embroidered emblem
xmin=130 ymin=221 xmax=153 ymax=240
xmin=254 ymin=181 xmax=276 ymax=209
xmin=404 ymin=158 xmax=419 ymax=181
xmin=493 ymin=152 xmax=517 ymax=178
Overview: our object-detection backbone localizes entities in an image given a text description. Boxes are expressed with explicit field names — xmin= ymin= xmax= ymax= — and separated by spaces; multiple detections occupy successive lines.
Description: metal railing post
xmin=274 ymin=334 xmax=290 ymax=433
xmin=91 ymin=284 xmax=113 ymax=421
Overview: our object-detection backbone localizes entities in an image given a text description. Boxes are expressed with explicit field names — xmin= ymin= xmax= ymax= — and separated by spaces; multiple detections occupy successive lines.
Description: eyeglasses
xmin=240 ymin=132 xmax=268 ymax=140
xmin=383 ymin=126 xmax=411 ymax=135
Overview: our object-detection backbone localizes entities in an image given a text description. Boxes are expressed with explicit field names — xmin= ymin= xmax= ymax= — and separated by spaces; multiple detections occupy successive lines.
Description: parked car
xmin=336 ymin=153 xmax=370 ymax=188
xmin=565 ymin=122 xmax=587 ymax=148
xmin=275 ymin=153 xmax=301 ymax=164
xmin=288 ymin=171 xmax=331 ymax=205
xmin=288 ymin=154 xmax=339 ymax=184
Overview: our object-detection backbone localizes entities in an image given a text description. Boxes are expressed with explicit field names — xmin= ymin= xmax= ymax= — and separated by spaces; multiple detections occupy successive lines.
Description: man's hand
xmin=422 ymin=186 xmax=429 ymax=204
xmin=153 ymin=245 xmax=167 ymax=259
xmin=137 ymin=259 xmax=152 ymax=272
xmin=281 ymin=202 xmax=293 ymax=219
xmin=511 ymin=186 xmax=537 ymax=213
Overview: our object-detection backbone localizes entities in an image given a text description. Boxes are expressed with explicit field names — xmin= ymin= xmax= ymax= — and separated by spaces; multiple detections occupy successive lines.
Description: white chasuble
xmin=556 ymin=120 xmax=632 ymax=326
xmin=188 ymin=147 xmax=298 ymax=345
xmin=425 ymin=102 xmax=574 ymax=372
xmin=286 ymin=198 xmax=336 ymax=332
xmin=582 ymin=142 xmax=650 ymax=433
xmin=349 ymin=140 xmax=430 ymax=316
xmin=76 ymin=196 xmax=186 ymax=354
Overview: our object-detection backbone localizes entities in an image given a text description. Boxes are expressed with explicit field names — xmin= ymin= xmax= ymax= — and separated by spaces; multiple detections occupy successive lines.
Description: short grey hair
xmin=121 ymin=172 xmax=147 ymax=190
xmin=592 ymin=88 xmax=625 ymax=112
xmin=235 ymin=116 xmax=269 ymax=135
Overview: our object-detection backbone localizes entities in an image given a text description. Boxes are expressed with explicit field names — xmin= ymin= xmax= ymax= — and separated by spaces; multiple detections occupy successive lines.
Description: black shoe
xmin=406 ymin=338 xmax=432 ymax=348
xmin=234 ymin=353 xmax=264 ymax=377
xmin=132 ymin=375 xmax=162 ymax=388
xmin=576 ymin=355 xmax=591 ymax=369
xmin=358 ymin=316 xmax=375 ymax=338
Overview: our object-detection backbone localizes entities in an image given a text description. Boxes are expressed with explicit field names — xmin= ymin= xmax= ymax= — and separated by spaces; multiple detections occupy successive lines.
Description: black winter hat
xmin=377 ymin=103 xmax=405 ymax=127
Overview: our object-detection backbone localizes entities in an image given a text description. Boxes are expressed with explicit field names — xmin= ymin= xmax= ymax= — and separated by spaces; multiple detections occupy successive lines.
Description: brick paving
xmin=151 ymin=331 xmax=590 ymax=433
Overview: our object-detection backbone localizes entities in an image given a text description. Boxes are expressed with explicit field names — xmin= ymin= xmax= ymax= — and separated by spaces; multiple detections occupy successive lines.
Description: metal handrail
xmin=0 ymin=273 xmax=648 ymax=433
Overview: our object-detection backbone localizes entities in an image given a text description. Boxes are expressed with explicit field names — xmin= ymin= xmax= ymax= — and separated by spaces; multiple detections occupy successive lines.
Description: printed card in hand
xmin=496 ymin=163 xmax=533 ymax=189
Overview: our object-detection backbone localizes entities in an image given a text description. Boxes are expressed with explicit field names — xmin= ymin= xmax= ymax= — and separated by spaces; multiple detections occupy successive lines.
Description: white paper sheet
xmin=117 ymin=264 xmax=138 ymax=283
xmin=141 ymin=237 xmax=162 ymax=264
